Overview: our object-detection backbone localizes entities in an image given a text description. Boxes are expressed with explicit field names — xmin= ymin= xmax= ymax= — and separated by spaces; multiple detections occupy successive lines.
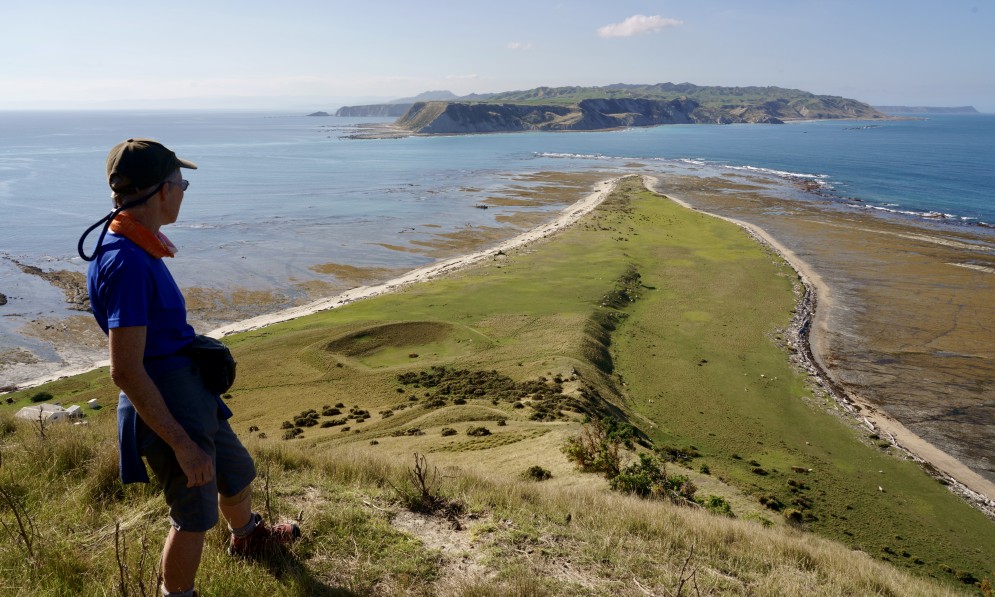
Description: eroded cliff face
xmin=396 ymin=102 xmax=577 ymax=134
xmin=396 ymin=98 xmax=788 ymax=134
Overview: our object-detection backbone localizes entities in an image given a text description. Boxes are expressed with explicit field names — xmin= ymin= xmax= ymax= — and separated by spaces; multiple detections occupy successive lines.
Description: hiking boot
xmin=229 ymin=513 xmax=301 ymax=557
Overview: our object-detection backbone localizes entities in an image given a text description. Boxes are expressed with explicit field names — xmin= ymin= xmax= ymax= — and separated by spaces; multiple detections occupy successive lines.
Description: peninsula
xmin=332 ymin=82 xmax=888 ymax=135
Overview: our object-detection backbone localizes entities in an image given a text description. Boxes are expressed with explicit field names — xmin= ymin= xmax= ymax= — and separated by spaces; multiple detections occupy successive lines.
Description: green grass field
xmin=2 ymin=177 xmax=991 ymax=594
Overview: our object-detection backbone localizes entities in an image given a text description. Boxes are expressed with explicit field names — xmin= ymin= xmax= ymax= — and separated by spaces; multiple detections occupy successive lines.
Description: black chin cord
xmin=77 ymin=183 xmax=164 ymax=262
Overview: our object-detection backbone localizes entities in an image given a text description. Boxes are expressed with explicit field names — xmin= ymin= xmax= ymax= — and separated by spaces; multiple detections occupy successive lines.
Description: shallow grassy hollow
xmin=2 ymin=177 xmax=991 ymax=594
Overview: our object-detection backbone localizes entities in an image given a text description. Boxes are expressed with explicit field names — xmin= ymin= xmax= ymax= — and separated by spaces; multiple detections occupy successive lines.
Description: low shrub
xmin=656 ymin=444 xmax=700 ymax=462
xmin=466 ymin=426 xmax=491 ymax=437
xmin=608 ymin=453 xmax=697 ymax=504
xmin=522 ymin=466 xmax=552 ymax=481
xmin=562 ymin=417 xmax=628 ymax=477
xmin=759 ymin=494 xmax=784 ymax=511
xmin=293 ymin=409 xmax=319 ymax=427
xmin=391 ymin=428 xmax=424 ymax=437
xmin=30 ymin=391 xmax=53 ymax=403
xmin=701 ymin=495 xmax=732 ymax=516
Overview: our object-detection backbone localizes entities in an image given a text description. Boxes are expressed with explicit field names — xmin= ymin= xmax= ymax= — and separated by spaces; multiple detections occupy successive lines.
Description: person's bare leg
xmin=160 ymin=528 xmax=205 ymax=593
xmin=219 ymin=484 xmax=253 ymax=530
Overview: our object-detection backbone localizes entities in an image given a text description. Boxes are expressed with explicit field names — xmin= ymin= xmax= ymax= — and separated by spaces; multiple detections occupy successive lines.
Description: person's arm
xmin=109 ymin=325 xmax=214 ymax=488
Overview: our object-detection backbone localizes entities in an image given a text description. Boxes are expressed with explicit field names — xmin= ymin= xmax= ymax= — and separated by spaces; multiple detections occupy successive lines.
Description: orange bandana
xmin=108 ymin=212 xmax=177 ymax=259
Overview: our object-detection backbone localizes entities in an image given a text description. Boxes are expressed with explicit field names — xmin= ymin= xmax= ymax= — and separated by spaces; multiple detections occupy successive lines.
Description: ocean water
xmin=1 ymin=110 xmax=993 ymax=381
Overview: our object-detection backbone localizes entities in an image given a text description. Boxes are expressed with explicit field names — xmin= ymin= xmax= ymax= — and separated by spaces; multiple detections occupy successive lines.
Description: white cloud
xmin=507 ymin=41 xmax=535 ymax=51
xmin=597 ymin=15 xmax=683 ymax=38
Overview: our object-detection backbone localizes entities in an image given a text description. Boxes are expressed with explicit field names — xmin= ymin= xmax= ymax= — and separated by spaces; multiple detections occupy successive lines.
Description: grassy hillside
xmin=466 ymin=83 xmax=818 ymax=106
xmin=2 ymin=178 xmax=990 ymax=595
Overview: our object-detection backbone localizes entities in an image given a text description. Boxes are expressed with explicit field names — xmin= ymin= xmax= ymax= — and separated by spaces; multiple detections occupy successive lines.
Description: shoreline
xmin=644 ymin=175 xmax=995 ymax=515
xmin=8 ymin=174 xmax=992 ymax=516
xmin=6 ymin=177 xmax=623 ymax=391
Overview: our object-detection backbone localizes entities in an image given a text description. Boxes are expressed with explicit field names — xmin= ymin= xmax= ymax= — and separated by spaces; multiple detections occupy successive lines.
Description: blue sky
xmin=1 ymin=0 xmax=992 ymax=111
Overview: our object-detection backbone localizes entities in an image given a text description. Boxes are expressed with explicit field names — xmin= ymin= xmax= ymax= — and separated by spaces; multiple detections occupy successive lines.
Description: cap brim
xmin=178 ymin=157 xmax=198 ymax=170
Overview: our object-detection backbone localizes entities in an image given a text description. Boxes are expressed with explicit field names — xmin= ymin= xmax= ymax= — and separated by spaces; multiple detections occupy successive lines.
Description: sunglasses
xmin=169 ymin=179 xmax=190 ymax=191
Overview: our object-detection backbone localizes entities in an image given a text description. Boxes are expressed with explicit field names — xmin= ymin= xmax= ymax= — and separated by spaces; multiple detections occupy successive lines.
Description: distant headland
xmin=873 ymin=105 xmax=980 ymax=114
xmin=321 ymin=83 xmax=891 ymax=136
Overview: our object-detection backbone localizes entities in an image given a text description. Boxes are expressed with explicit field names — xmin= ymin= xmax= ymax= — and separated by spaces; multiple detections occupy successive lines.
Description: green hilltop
xmin=462 ymin=82 xmax=864 ymax=110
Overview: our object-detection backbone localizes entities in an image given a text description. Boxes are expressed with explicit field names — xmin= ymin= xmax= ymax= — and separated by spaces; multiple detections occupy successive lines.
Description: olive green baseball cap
xmin=106 ymin=138 xmax=197 ymax=194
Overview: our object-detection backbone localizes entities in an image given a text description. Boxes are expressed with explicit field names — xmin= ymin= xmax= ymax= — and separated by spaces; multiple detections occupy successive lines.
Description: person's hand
xmin=175 ymin=442 xmax=215 ymax=488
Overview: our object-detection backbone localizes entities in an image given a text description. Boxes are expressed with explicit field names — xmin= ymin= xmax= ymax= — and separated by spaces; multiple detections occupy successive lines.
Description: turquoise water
xmin=1 ymin=111 xmax=993 ymax=379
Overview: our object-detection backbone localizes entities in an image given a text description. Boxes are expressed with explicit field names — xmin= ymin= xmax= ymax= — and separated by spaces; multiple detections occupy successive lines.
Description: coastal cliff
xmin=387 ymin=83 xmax=887 ymax=135
xmin=396 ymin=98 xmax=711 ymax=134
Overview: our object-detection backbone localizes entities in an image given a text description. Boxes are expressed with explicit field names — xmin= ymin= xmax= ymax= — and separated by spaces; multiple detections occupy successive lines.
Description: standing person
xmin=83 ymin=139 xmax=299 ymax=597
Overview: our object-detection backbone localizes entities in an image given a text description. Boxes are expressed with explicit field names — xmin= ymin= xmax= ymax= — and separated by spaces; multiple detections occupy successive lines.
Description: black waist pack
xmin=182 ymin=335 xmax=237 ymax=395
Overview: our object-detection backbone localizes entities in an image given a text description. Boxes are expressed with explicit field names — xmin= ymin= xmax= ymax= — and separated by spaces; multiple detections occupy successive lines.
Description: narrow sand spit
xmin=642 ymin=175 xmax=995 ymax=513
xmin=209 ymin=177 xmax=623 ymax=337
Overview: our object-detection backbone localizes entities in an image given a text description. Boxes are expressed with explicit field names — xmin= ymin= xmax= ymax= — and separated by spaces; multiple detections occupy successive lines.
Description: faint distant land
xmin=874 ymin=105 xmax=980 ymax=114
xmin=334 ymin=90 xmax=458 ymax=117
xmin=330 ymin=83 xmax=890 ymax=135
xmin=307 ymin=111 xmax=331 ymax=117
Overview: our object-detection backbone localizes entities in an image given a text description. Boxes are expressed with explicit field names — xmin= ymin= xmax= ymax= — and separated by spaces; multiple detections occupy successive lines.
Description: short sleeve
xmin=101 ymin=254 xmax=153 ymax=329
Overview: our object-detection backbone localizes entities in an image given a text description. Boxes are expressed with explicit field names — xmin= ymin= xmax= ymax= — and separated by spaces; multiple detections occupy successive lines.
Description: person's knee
xmin=218 ymin=483 xmax=252 ymax=507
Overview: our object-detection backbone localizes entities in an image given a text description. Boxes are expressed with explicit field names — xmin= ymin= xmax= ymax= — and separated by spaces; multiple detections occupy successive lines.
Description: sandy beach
xmin=6 ymin=172 xmax=993 ymax=516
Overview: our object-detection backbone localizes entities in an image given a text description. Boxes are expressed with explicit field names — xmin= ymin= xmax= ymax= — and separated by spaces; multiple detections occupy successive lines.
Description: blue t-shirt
xmin=87 ymin=232 xmax=195 ymax=362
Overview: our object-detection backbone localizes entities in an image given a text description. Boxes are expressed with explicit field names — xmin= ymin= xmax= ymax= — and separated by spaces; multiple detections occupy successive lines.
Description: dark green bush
xmin=701 ymin=495 xmax=732 ymax=516
xmin=562 ymin=417 xmax=627 ymax=477
xmin=759 ymin=494 xmax=784 ymax=511
xmin=608 ymin=453 xmax=696 ymax=504
xmin=294 ymin=409 xmax=319 ymax=427
xmin=30 ymin=391 xmax=53 ymax=403
xmin=522 ymin=466 xmax=552 ymax=481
